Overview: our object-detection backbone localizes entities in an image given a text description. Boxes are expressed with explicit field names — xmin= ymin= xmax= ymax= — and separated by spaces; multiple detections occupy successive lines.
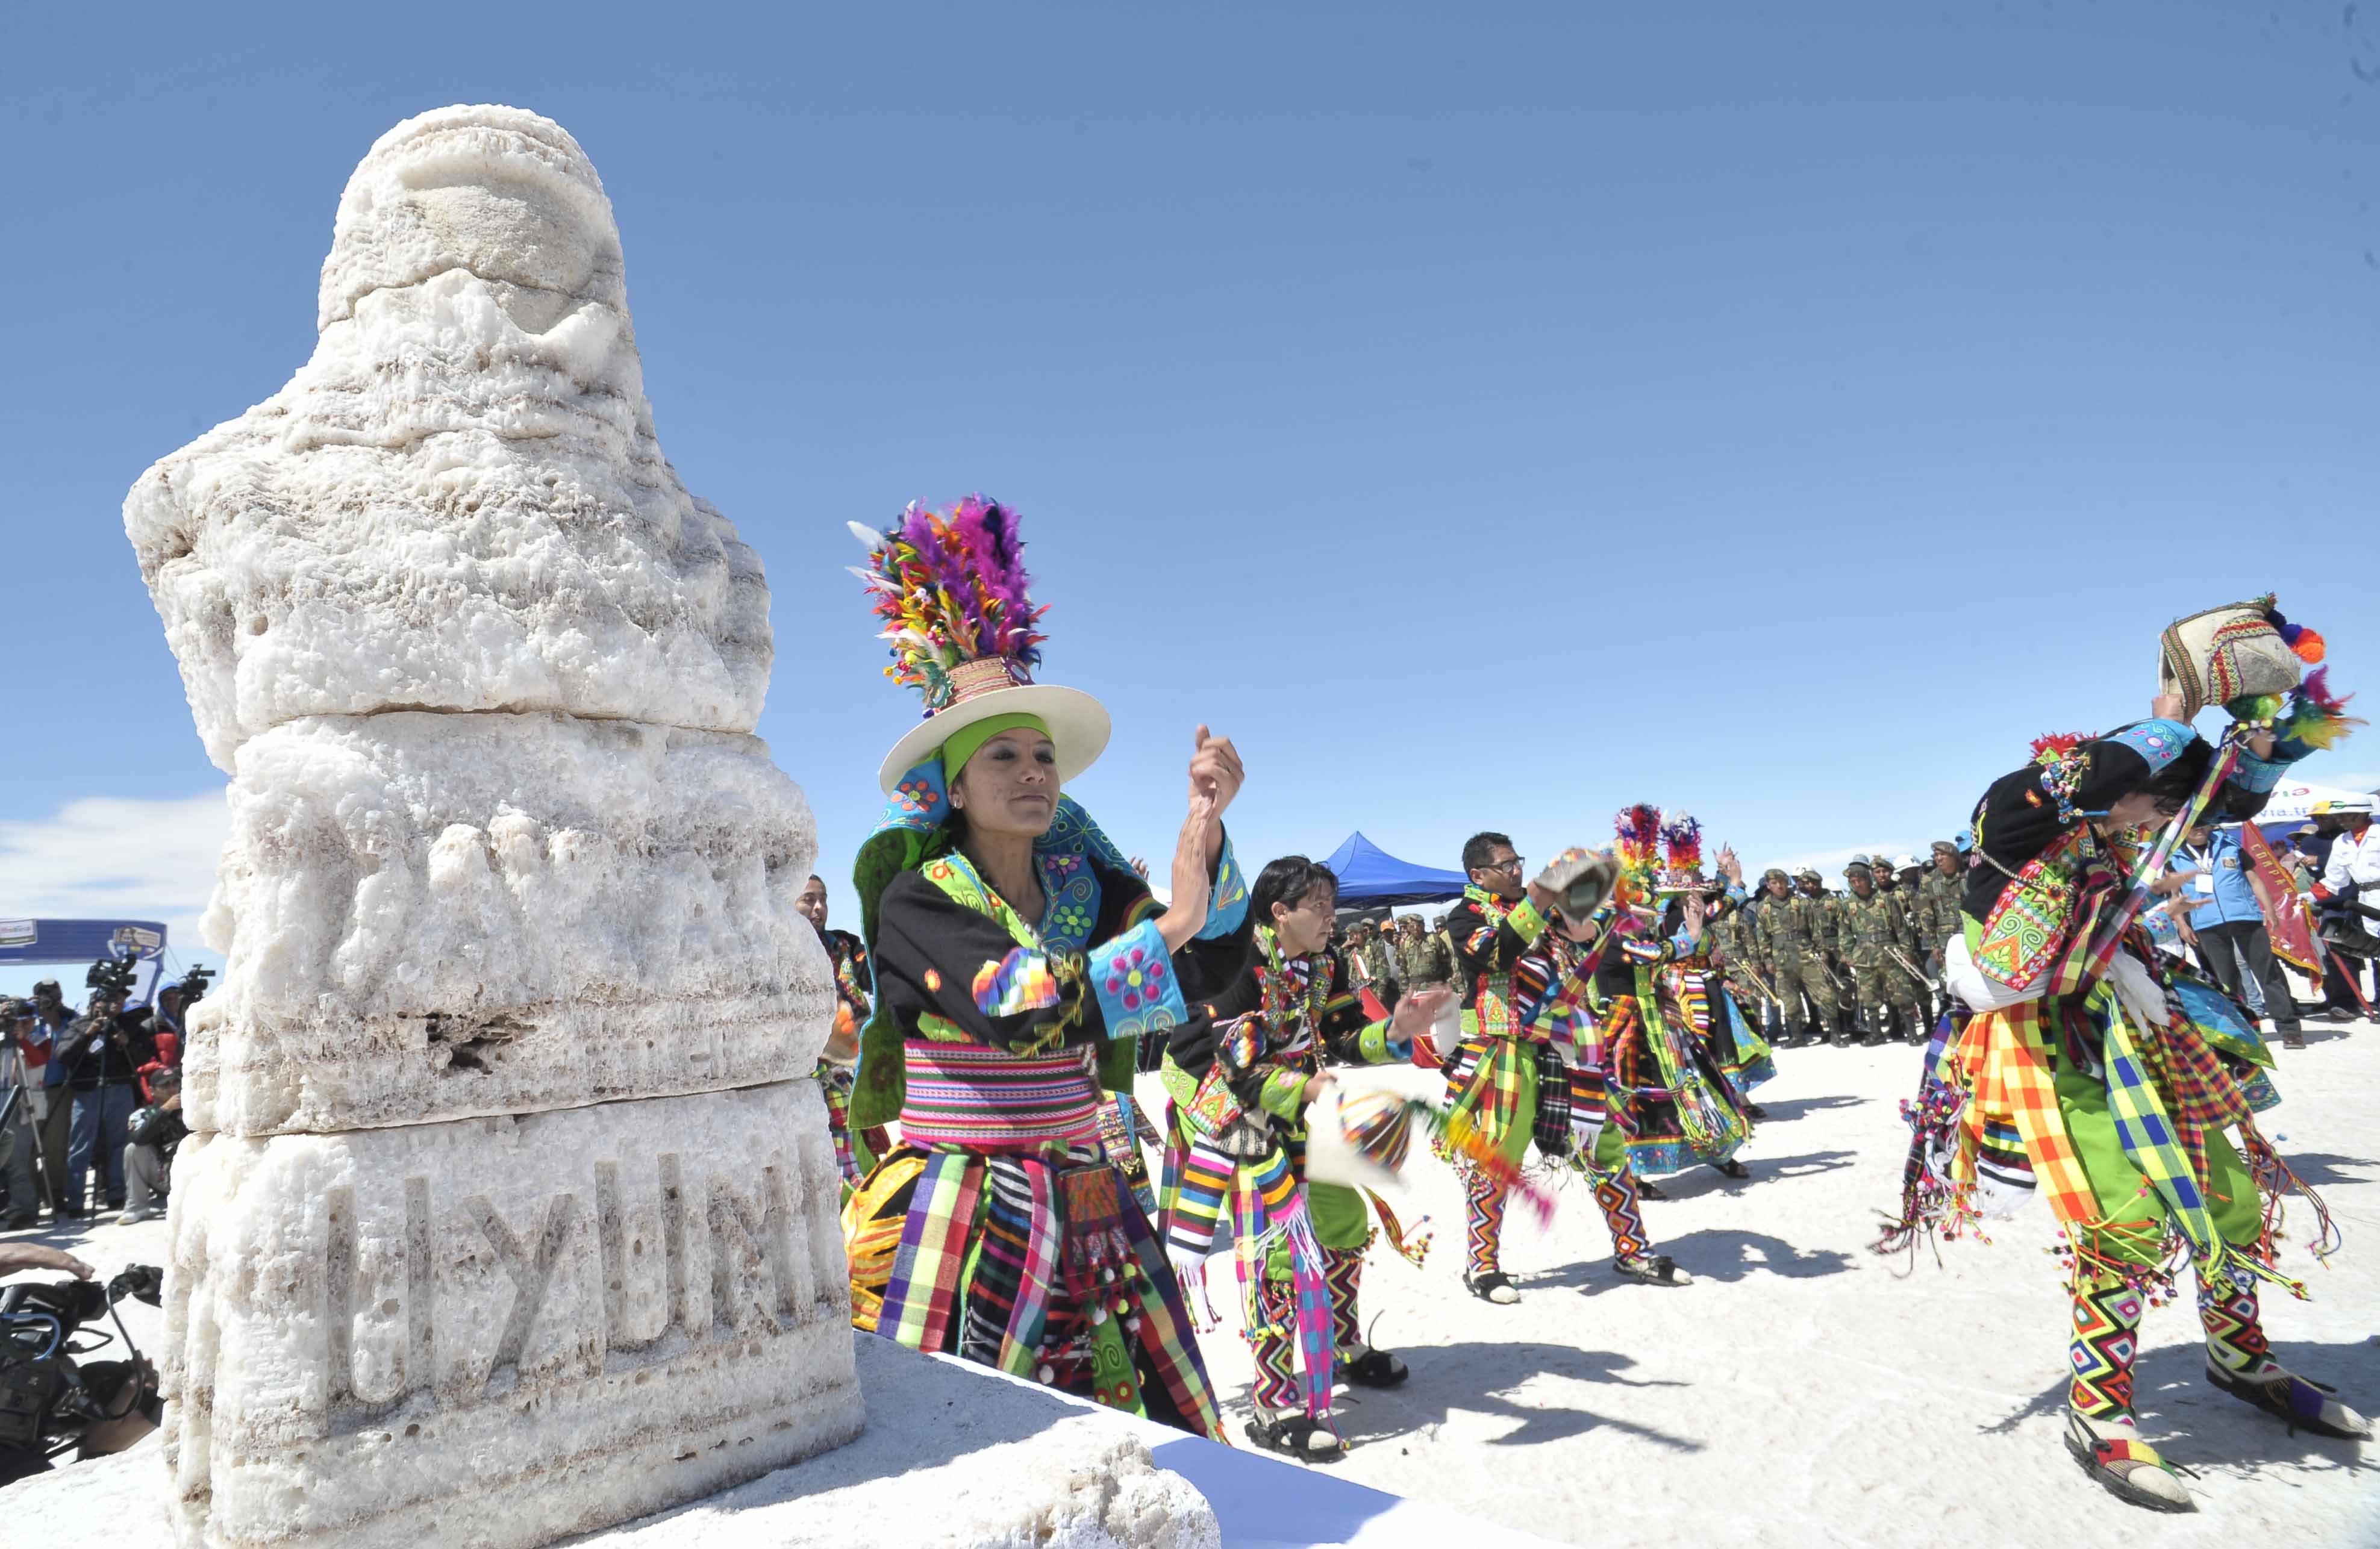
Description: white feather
xmin=848 ymin=521 xmax=886 ymax=549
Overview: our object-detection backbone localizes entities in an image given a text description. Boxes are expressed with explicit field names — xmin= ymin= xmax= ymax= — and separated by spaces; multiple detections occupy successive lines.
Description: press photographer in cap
xmin=51 ymin=958 xmax=158 ymax=1218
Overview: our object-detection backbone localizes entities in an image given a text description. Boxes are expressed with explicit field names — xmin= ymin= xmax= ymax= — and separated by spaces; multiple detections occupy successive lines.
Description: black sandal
xmin=1245 ymin=1413 xmax=1345 ymax=1462
xmin=1614 ymin=1253 xmax=1692 ymax=1286
xmin=1636 ymin=1179 xmax=1668 ymax=1200
xmin=1743 ymin=1103 xmax=1768 ymax=1120
xmin=1342 ymin=1347 xmax=1409 ymax=1388
xmin=2205 ymin=1360 xmax=2372 ymax=1440
xmin=1711 ymin=1159 xmax=1751 ymax=1180
xmin=1464 ymin=1271 xmax=1519 ymax=1304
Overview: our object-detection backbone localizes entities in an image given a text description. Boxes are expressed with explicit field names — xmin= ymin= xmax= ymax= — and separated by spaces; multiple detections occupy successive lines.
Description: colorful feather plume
xmin=1428 ymin=1105 xmax=1557 ymax=1228
xmin=1613 ymin=803 xmax=1661 ymax=873
xmin=1660 ymin=812 xmax=1703 ymax=876
xmin=2276 ymin=667 xmax=2361 ymax=752
xmin=2225 ymin=666 xmax=2360 ymax=754
xmin=2029 ymin=732 xmax=2090 ymax=765
xmin=1611 ymin=803 xmax=1663 ymax=907
xmin=851 ymin=496 xmax=1048 ymax=710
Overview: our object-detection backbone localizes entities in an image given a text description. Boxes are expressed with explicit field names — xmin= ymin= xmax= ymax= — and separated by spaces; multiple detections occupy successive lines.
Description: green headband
xmin=940 ymin=712 xmax=1051 ymax=787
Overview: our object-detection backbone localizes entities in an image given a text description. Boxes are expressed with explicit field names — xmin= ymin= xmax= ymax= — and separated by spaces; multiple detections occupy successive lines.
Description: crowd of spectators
xmin=0 ymin=970 xmax=193 ymax=1230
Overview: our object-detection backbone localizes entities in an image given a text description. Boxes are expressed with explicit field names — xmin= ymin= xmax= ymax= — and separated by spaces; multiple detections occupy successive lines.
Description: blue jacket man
xmin=2168 ymin=822 xmax=2303 ymax=1046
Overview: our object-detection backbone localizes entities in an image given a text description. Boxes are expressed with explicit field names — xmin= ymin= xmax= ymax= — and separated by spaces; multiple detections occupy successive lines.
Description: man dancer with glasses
xmin=1442 ymin=831 xmax=1564 ymax=1303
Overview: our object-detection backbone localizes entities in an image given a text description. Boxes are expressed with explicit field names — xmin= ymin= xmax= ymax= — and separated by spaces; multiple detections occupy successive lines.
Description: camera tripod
xmin=0 ymin=1076 xmax=58 ymax=1225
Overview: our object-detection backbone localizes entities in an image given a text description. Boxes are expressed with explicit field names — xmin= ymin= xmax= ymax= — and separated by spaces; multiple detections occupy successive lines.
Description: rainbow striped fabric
xmin=898 ymin=1038 xmax=1103 ymax=1153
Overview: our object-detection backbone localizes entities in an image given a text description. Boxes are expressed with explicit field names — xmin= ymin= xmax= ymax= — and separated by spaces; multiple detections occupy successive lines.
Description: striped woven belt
xmin=899 ymin=1038 xmax=1103 ymax=1153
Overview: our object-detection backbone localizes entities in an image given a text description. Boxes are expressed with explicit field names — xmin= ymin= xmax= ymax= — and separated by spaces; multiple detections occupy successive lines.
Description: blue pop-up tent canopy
xmin=1320 ymin=832 xmax=1469 ymax=906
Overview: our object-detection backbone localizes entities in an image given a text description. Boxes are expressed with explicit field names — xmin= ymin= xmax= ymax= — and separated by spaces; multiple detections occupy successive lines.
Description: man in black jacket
xmin=56 ymin=994 xmax=153 ymax=1214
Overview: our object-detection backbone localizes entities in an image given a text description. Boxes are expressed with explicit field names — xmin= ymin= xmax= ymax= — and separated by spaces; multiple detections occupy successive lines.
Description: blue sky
xmin=4 ymin=2 xmax=2376 ymax=988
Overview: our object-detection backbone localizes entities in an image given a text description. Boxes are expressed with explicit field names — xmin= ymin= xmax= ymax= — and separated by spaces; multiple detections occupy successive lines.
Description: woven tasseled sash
xmin=899 ymin=1038 xmax=1103 ymax=1153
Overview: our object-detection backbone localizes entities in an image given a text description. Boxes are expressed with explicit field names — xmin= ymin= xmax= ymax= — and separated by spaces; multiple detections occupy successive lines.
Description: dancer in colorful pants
xmin=1441 ymin=832 xmax=1604 ymax=1304
xmin=1158 ymin=856 xmax=1448 ymax=1461
xmin=1882 ymin=600 xmax=2366 ymax=1513
xmin=1504 ymin=899 xmax=1692 ymax=1287
xmin=1587 ymin=807 xmax=1757 ymax=1201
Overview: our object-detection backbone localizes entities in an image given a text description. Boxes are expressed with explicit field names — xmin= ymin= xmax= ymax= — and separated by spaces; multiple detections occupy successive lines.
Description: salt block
xmin=123 ymin=104 xmax=769 ymax=771
xmin=158 ymin=1083 xmax=863 ymax=1549
xmin=183 ymin=711 xmax=832 ymax=1135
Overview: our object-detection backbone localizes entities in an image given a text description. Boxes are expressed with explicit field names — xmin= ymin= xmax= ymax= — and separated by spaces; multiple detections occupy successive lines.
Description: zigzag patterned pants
xmin=1248 ymin=1245 xmax=1369 ymax=1415
xmin=1323 ymin=1245 xmax=1364 ymax=1352
xmin=2197 ymin=1266 xmax=2274 ymax=1375
xmin=2070 ymin=1264 xmax=2281 ymax=1418
xmin=1463 ymin=1164 xmax=1508 ymax=1276
xmin=1249 ymin=1272 xmax=1301 ymax=1415
xmin=1593 ymin=1167 xmax=1649 ymax=1261
xmin=2067 ymin=1268 xmax=2146 ymax=1418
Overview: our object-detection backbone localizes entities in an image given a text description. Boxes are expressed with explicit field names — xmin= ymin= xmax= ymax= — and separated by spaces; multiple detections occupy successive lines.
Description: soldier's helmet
xmin=1761 ymin=867 xmax=1789 ymax=884
xmin=1795 ymin=867 xmax=1823 ymax=883
xmin=1844 ymin=858 xmax=1873 ymax=878
xmin=1931 ymin=839 xmax=1960 ymax=858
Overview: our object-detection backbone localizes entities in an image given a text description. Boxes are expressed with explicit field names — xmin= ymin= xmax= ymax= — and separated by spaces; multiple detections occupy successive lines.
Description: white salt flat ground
xmin=1138 ymin=1017 xmax=2380 ymax=1547
xmin=10 ymin=1020 xmax=2376 ymax=1547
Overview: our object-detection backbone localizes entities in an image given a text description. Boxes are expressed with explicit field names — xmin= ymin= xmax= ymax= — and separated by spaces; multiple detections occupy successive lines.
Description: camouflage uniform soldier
xmin=1755 ymin=867 xmax=1843 ymax=1047
xmin=1916 ymin=840 xmax=1967 ymax=971
xmin=1349 ymin=920 xmax=1400 ymax=1007
xmin=1871 ymin=856 xmax=1913 ymax=934
xmin=1835 ymin=859 xmax=1925 ymax=1044
xmin=1393 ymin=913 xmax=1455 ymax=994
xmin=1710 ymin=888 xmax=1777 ymax=1038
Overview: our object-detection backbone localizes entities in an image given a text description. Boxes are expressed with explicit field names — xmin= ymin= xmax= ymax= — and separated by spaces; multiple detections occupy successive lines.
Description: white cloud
xmin=0 ymin=790 xmax=230 ymax=991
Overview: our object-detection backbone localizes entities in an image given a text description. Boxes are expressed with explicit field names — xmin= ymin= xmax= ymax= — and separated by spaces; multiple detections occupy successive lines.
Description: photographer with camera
xmin=28 ymin=983 xmax=77 ymax=1218
xmin=54 ymin=960 xmax=155 ymax=1219
xmin=1 ymin=1002 xmax=45 ymax=1228
xmin=0 ymin=1245 xmax=163 ymax=1487
xmin=118 ymin=1065 xmax=184 ymax=1226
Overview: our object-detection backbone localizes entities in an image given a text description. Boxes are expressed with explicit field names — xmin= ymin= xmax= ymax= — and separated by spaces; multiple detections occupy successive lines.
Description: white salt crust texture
xmin=123 ymin=104 xmax=768 ymax=773
xmin=159 ymin=1083 xmax=865 ymax=1549
xmin=183 ymin=710 xmax=832 ymax=1137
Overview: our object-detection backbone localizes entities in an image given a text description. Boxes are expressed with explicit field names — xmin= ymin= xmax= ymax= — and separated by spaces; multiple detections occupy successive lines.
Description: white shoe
xmin=117 ymin=1207 xmax=160 ymax=1226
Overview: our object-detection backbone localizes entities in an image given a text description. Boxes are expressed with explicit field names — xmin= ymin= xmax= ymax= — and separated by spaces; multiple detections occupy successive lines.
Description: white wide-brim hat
xmin=876 ymin=662 xmax=1111 ymax=794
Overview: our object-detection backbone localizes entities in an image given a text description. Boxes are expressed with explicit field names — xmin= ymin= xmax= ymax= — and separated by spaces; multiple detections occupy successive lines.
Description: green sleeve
xmin=1258 ymin=1066 xmax=1311 ymax=1120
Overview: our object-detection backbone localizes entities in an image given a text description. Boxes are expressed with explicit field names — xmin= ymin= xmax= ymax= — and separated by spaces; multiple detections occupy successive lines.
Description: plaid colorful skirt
xmin=841 ymin=1036 xmax=1224 ymax=1440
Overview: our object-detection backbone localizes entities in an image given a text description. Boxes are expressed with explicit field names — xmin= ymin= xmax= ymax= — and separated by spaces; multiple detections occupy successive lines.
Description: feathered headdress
xmin=2029 ymin=732 xmax=2090 ymax=767
xmin=851 ymin=496 xmax=1049 ymax=714
xmin=1613 ymin=803 xmax=1662 ymax=902
xmin=1660 ymin=812 xmax=1704 ymax=890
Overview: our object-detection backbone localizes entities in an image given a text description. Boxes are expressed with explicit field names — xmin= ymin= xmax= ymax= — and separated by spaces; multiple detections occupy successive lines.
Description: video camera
xmin=0 ymin=1265 xmax=163 ymax=1463
xmin=84 ymin=955 xmax=139 ymax=1001
xmin=173 ymin=964 xmax=215 ymax=1003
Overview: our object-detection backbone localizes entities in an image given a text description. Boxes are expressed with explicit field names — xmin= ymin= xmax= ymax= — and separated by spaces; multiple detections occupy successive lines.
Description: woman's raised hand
xmin=1187 ymin=725 xmax=1245 ymax=818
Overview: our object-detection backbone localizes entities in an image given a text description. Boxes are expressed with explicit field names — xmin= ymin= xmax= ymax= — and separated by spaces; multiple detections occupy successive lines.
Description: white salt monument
xmin=123 ymin=105 xmax=864 ymax=1547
